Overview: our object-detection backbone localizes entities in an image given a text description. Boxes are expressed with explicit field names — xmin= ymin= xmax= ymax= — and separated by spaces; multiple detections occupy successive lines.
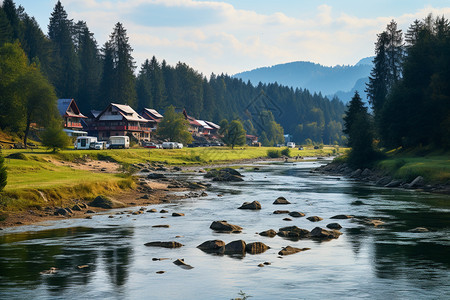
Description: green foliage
xmin=156 ymin=105 xmax=193 ymax=145
xmin=281 ymin=147 xmax=291 ymax=157
xmin=0 ymin=155 xmax=7 ymax=191
xmin=41 ymin=126 xmax=71 ymax=152
xmin=344 ymin=92 xmax=379 ymax=168
xmin=222 ymin=120 xmax=246 ymax=149
xmin=267 ymin=149 xmax=281 ymax=158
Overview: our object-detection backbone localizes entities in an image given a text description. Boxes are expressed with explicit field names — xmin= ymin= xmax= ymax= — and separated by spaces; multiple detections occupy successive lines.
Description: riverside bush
xmin=267 ymin=149 xmax=281 ymax=158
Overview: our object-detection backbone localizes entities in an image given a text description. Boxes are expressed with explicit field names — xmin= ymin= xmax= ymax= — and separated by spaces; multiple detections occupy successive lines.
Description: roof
xmin=197 ymin=120 xmax=213 ymax=130
xmin=182 ymin=109 xmax=201 ymax=127
xmin=142 ymin=108 xmax=163 ymax=119
xmin=205 ymin=121 xmax=220 ymax=129
xmin=57 ymin=99 xmax=87 ymax=118
xmin=97 ymin=103 xmax=148 ymax=122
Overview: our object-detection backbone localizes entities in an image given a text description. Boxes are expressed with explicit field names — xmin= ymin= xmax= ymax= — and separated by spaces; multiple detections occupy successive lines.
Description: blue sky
xmin=7 ymin=0 xmax=450 ymax=75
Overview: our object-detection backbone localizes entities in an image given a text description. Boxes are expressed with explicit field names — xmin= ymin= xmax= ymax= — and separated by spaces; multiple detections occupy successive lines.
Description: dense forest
xmin=344 ymin=15 xmax=450 ymax=167
xmin=0 ymin=0 xmax=346 ymax=146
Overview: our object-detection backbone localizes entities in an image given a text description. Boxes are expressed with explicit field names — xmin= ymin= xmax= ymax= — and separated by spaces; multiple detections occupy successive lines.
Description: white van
xmin=108 ymin=136 xmax=130 ymax=149
xmin=287 ymin=142 xmax=295 ymax=148
xmin=162 ymin=142 xmax=175 ymax=149
xmin=75 ymin=136 xmax=97 ymax=150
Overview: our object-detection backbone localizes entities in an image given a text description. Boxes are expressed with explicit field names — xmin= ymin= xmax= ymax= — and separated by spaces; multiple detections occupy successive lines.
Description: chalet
xmin=246 ymin=134 xmax=259 ymax=146
xmin=93 ymin=103 xmax=150 ymax=142
xmin=205 ymin=121 xmax=220 ymax=136
xmin=197 ymin=120 xmax=213 ymax=135
xmin=182 ymin=109 xmax=202 ymax=135
xmin=140 ymin=108 xmax=163 ymax=132
xmin=57 ymin=99 xmax=88 ymax=136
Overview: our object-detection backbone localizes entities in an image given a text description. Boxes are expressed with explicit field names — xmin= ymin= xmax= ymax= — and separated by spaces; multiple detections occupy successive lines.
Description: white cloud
xmin=59 ymin=1 xmax=450 ymax=75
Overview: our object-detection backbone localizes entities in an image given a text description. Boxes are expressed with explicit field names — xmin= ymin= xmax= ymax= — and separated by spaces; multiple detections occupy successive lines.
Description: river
xmin=1 ymin=160 xmax=449 ymax=299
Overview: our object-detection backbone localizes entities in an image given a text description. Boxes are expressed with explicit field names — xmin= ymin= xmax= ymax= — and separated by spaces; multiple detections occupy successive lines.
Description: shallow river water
xmin=1 ymin=160 xmax=449 ymax=299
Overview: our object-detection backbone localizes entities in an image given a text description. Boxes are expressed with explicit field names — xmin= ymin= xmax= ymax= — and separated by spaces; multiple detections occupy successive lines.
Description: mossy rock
xmin=89 ymin=195 xmax=125 ymax=209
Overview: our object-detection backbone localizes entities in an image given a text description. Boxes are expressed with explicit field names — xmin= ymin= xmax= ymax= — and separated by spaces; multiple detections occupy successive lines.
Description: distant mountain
xmin=233 ymin=57 xmax=374 ymax=103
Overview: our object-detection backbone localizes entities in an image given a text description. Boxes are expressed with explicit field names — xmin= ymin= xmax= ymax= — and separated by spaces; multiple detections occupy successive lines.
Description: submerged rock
xmin=408 ymin=227 xmax=429 ymax=233
xmin=210 ymin=220 xmax=243 ymax=233
xmin=326 ymin=223 xmax=342 ymax=230
xmin=238 ymin=201 xmax=261 ymax=210
xmin=197 ymin=240 xmax=225 ymax=253
xmin=330 ymin=214 xmax=353 ymax=219
xmin=288 ymin=211 xmax=305 ymax=218
xmin=310 ymin=227 xmax=342 ymax=240
xmin=144 ymin=241 xmax=184 ymax=248
xmin=172 ymin=212 xmax=185 ymax=217
xmin=307 ymin=216 xmax=323 ymax=222
xmin=278 ymin=246 xmax=310 ymax=256
xmin=259 ymin=229 xmax=277 ymax=237
xmin=273 ymin=210 xmax=290 ymax=214
xmin=245 ymin=242 xmax=270 ymax=254
xmin=173 ymin=259 xmax=194 ymax=269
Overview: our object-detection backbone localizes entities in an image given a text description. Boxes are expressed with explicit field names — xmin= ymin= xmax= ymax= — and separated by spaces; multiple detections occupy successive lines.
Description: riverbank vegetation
xmin=341 ymin=16 xmax=450 ymax=183
xmin=0 ymin=146 xmax=342 ymax=213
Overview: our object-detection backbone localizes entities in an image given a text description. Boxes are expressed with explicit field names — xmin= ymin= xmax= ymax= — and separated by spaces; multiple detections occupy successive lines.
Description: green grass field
xmin=0 ymin=145 xmax=343 ymax=211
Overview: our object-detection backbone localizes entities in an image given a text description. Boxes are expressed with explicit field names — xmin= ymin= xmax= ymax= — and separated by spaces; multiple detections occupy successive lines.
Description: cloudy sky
xmin=10 ymin=0 xmax=450 ymax=75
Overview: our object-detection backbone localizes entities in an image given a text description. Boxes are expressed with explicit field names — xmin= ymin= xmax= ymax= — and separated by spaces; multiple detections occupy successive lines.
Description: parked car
xmin=108 ymin=136 xmax=130 ymax=149
xmin=162 ymin=142 xmax=175 ymax=149
xmin=143 ymin=141 xmax=159 ymax=148
xmin=75 ymin=136 xmax=97 ymax=150
xmin=175 ymin=143 xmax=183 ymax=149
xmin=286 ymin=142 xmax=295 ymax=148
xmin=90 ymin=141 xmax=107 ymax=150
xmin=298 ymin=146 xmax=304 ymax=150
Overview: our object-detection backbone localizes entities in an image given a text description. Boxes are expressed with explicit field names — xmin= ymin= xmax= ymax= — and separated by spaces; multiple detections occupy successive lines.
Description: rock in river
xmin=205 ymin=168 xmax=244 ymax=182
xmin=326 ymin=223 xmax=342 ymax=230
xmin=173 ymin=259 xmax=194 ymax=269
xmin=310 ymin=227 xmax=342 ymax=240
xmin=210 ymin=220 xmax=243 ymax=233
xmin=259 ymin=229 xmax=277 ymax=237
xmin=197 ymin=240 xmax=226 ymax=253
xmin=144 ymin=241 xmax=184 ymax=248
xmin=238 ymin=201 xmax=261 ymax=210
xmin=273 ymin=197 xmax=291 ymax=205
xmin=330 ymin=214 xmax=353 ymax=219
xmin=278 ymin=226 xmax=310 ymax=238
xmin=306 ymin=216 xmax=323 ymax=222
xmin=278 ymin=246 xmax=310 ymax=256
xmin=288 ymin=211 xmax=305 ymax=218
xmin=246 ymin=242 xmax=270 ymax=254
xmin=273 ymin=210 xmax=290 ymax=214
xmin=224 ymin=240 xmax=246 ymax=254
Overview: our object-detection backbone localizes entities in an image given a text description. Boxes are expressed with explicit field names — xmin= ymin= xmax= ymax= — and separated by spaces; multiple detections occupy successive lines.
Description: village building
xmin=91 ymin=103 xmax=151 ymax=142
xmin=140 ymin=108 xmax=163 ymax=132
xmin=182 ymin=109 xmax=202 ymax=135
xmin=246 ymin=134 xmax=259 ymax=146
xmin=57 ymin=99 xmax=88 ymax=137
xmin=205 ymin=121 xmax=220 ymax=136
xmin=196 ymin=120 xmax=214 ymax=136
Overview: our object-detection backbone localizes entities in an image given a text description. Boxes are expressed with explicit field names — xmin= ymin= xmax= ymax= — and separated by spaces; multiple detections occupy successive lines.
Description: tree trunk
xmin=23 ymin=113 xmax=32 ymax=149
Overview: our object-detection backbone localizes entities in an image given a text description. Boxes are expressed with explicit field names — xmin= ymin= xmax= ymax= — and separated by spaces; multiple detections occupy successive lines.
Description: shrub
xmin=267 ymin=149 xmax=281 ymax=158
xmin=281 ymin=147 xmax=291 ymax=157
xmin=0 ymin=156 xmax=7 ymax=191
xmin=6 ymin=152 xmax=27 ymax=160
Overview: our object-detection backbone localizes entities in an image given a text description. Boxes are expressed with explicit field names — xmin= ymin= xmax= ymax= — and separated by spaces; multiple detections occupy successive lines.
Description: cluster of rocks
xmin=133 ymin=162 xmax=172 ymax=173
xmin=260 ymin=225 xmax=342 ymax=241
xmin=314 ymin=162 xmax=450 ymax=194
xmin=53 ymin=202 xmax=89 ymax=216
xmin=197 ymin=239 xmax=270 ymax=255
xmin=204 ymin=168 xmax=244 ymax=182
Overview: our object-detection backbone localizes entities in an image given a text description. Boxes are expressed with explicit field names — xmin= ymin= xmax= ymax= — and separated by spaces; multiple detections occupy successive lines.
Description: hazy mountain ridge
xmin=233 ymin=57 xmax=374 ymax=103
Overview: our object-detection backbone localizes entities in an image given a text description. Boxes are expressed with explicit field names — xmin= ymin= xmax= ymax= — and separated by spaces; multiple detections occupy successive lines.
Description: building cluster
xmin=57 ymin=99 xmax=222 ymax=144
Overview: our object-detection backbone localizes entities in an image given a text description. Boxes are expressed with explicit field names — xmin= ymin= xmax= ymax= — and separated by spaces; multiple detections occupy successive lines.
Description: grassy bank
xmin=0 ymin=145 xmax=343 ymax=213
xmin=376 ymin=152 xmax=450 ymax=183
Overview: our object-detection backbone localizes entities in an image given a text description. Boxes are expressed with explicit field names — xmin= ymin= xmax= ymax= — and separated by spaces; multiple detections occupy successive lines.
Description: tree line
xmin=344 ymin=15 xmax=450 ymax=167
xmin=0 ymin=0 xmax=346 ymax=146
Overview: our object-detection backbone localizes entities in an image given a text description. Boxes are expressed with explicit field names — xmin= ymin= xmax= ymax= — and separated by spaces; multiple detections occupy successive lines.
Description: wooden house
xmin=92 ymin=103 xmax=150 ymax=142
xmin=57 ymin=99 xmax=88 ymax=136
xmin=140 ymin=108 xmax=163 ymax=132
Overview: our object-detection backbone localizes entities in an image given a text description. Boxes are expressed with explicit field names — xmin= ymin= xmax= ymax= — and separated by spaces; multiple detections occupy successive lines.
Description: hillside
xmin=233 ymin=57 xmax=373 ymax=103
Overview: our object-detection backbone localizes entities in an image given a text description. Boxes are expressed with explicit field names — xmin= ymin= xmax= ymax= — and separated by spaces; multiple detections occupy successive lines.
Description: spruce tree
xmin=48 ymin=0 xmax=79 ymax=97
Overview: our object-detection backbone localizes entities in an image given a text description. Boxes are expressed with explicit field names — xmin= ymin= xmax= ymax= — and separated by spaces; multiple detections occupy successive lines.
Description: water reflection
xmin=0 ymin=226 xmax=134 ymax=293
